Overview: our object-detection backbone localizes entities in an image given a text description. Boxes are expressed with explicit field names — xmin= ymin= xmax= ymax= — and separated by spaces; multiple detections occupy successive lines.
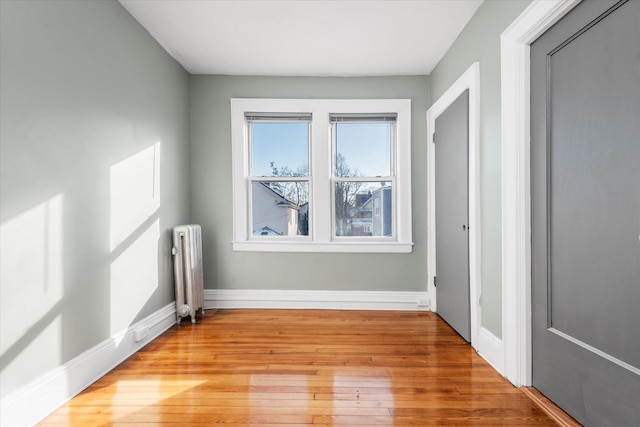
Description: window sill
xmin=232 ymin=240 xmax=414 ymax=253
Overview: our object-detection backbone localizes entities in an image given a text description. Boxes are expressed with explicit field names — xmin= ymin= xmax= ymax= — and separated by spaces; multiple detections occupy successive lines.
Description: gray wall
xmin=429 ymin=0 xmax=531 ymax=337
xmin=190 ymin=76 xmax=430 ymax=292
xmin=0 ymin=0 xmax=190 ymax=398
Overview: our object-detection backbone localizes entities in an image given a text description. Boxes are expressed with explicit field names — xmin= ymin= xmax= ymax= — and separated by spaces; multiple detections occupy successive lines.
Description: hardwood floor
xmin=39 ymin=309 xmax=562 ymax=426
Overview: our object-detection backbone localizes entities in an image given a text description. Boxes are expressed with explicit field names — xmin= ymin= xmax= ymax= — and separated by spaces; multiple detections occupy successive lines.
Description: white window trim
xmin=231 ymin=98 xmax=413 ymax=253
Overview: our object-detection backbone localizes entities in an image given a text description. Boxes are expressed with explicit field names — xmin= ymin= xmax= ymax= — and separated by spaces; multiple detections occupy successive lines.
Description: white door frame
xmin=427 ymin=63 xmax=482 ymax=353
xmin=500 ymin=0 xmax=581 ymax=387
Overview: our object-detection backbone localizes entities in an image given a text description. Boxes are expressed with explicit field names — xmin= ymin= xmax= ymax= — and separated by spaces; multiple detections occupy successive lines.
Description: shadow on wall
xmin=1 ymin=193 xmax=66 ymax=377
xmin=0 ymin=142 xmax=167 ymax=397
xmin=108 ymin=142 xmax=162 ymax=337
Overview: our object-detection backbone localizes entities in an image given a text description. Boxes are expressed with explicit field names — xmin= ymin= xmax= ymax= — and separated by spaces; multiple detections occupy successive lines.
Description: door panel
xmin=435 ymin=90 xmax=470 ymax=342
xmin=531 ymin=0 xmax=640 ymax=425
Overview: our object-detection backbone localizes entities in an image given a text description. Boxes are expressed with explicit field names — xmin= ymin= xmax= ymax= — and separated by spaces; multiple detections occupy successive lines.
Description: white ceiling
xmin=119 ymin=0 xmax=483 ymax=76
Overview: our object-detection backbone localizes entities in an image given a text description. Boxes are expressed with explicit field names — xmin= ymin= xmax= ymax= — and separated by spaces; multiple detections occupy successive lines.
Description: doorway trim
xmin=500 ymin=0 xmax=581 ymax=387
xmin=427 ymin=62 xmax=486 ymax=360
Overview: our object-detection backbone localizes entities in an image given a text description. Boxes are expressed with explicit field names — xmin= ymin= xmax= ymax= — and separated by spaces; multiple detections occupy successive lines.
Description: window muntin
xmin=231 ymin=98 xmax=412 ymax=253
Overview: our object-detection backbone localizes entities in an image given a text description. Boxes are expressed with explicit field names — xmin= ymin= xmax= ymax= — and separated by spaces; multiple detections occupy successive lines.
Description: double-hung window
xmin=246 ymin=113 xmax=311 ymax=238
xmin=231 ymin=98 xmax=412 ymax=253
xmin=331 ymin=113 xmax=396 ymax=239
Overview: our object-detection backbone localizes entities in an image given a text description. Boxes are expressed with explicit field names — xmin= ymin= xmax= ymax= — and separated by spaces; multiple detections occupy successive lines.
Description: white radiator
xmin=172 ymin=224 xmax=205 ymax=324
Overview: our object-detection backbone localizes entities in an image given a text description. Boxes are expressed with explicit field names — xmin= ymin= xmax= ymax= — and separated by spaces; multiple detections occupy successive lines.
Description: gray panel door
xmin=531 ymin=0 xmax=640 ymax=425
xmin=435 ymin=90 xmax=470 ymax=342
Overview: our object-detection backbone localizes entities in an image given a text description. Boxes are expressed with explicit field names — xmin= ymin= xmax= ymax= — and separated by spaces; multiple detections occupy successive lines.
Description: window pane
xmin=334 ymin=122 xmax=392 ymax=177
xmin=252 ymin=181 xmax=309 ymax=236
xmin=334 ymin=182 xmax=392 ymax=237
xmin=251 ymin=122 xmax=309 ymax=177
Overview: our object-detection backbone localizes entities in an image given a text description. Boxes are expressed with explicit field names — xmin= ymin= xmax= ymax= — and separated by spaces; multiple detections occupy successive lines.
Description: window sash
xmin=331 ymin=179 xmax=396 ymax=240
xmin=248 ymin=120 xmax=311 ymax=179
xmin=330 ymin=116 xmax=397 ymax=239
xmin=249 ymin=180 xmax=310 ymax=239
xmin=331 ymin=120 xmax=396 ymax=179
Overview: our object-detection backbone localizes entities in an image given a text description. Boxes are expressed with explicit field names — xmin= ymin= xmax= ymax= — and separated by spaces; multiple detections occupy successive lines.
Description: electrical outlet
xmin=416 ymin=297 xmax=429 ymax=307
xmin=134 ymin=326 xmax=150 ymax=342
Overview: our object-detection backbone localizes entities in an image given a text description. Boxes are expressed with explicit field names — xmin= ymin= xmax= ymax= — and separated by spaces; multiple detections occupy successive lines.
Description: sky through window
xmin=251 ymin=121 xmax=392 ymax=178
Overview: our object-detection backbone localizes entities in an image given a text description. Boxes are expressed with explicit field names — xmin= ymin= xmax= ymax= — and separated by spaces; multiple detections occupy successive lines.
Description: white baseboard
xmin=477 ymin=326 xmax=505 ymax=375
xmin=205 ymin=289 xmax=430 ymax=311
xmin=0 ymin=303 xmax=176 ymax=427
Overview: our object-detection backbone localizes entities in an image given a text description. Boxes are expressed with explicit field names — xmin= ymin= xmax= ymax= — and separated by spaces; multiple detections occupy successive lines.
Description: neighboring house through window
xmin=231 ymin=98 xmax=412 ymax=253
xmin=251 ymin=182 xmax=300 ymax=237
